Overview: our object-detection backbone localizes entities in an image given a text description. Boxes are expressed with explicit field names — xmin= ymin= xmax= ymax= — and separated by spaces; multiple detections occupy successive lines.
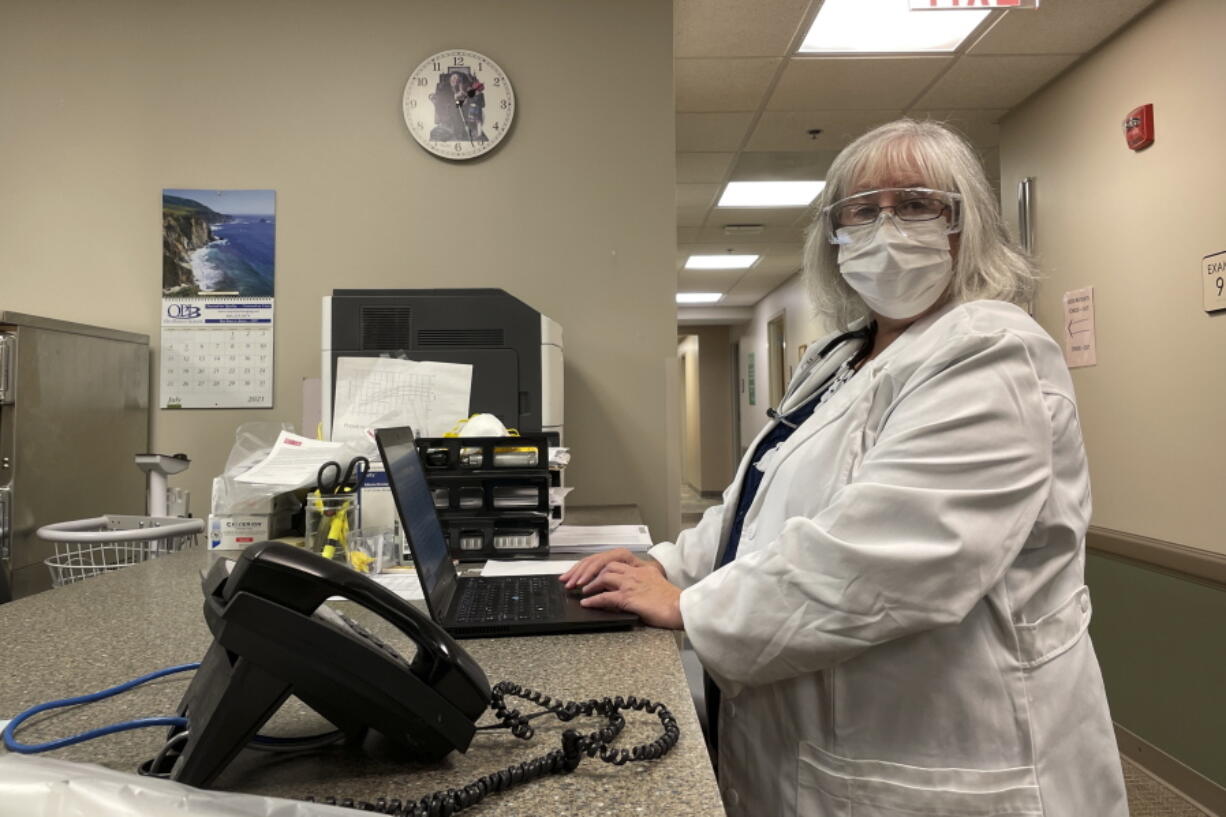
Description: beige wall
xmin=1000 ymin=0 xmax=1226 ymax=555
xmin=678 ymin=326 xmax=736 ymax=494
xmin=694 ymin=324 xmax=734 ymax=491
xmin=734 ymin=272 xmax=832 ymax=451
xmin=678 ymin=335 xmax=702 ymax=490
xmin=0 ymin=0 xmax=679 ymax=540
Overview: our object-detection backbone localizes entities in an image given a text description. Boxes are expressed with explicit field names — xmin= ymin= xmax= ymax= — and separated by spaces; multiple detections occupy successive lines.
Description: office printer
xmin=321 ymin=289 xmax=563 ymax=440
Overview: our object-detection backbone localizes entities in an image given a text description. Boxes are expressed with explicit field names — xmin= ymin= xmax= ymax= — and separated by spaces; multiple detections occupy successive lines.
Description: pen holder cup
xmin=305 ymin=493 xmax=360 ymax=565
xmin=348 ymin=526 xmax=408 ymax=573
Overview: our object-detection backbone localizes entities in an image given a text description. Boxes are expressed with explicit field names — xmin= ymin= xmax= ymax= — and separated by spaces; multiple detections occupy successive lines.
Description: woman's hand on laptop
xmin=575 ymin=561 xmax=683 ymax=630
xmin=559 ymin=548 xmax=665 ymax=591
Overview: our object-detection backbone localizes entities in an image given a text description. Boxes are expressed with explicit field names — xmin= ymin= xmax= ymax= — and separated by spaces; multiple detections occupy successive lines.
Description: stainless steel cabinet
xmin=0 ymin=312 xmax=150 ymax=600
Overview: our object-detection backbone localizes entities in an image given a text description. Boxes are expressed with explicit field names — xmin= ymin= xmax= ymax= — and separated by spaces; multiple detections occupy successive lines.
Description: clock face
xmin=403 ymin=49 xmax=515 ymax=160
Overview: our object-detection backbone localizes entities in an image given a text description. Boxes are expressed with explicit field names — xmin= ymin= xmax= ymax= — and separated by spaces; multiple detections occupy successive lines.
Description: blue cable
xmin=2 ymin=663 xmax=200 ymax=754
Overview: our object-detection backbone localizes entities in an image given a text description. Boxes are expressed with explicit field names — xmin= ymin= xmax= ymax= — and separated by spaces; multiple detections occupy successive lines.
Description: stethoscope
xmin=765 ymin=323 xmax=877 ymax=428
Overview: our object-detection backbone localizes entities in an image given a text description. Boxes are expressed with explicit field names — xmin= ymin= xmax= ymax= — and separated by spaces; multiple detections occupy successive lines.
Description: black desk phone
xmin=157 ymin=542 xmax=680 ymax=815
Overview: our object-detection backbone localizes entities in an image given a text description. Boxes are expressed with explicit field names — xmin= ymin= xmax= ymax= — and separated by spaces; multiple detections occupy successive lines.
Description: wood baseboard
xmin=1116 ymin=723 xmax=1225 ymax=817
xmin=1088 ymin=526 xmax=1226 ymax=589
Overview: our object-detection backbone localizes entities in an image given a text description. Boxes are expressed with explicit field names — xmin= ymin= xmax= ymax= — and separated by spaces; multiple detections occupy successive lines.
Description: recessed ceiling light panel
xmin=800 ymin=0 xmax=989 ymax=54
xmin=677 ymin=292 xmax=724 ymax=304
xmin=718 ymin=181 xmax=825 ymax=208
xmin=684 ymin=254 xmax=759 ymax=270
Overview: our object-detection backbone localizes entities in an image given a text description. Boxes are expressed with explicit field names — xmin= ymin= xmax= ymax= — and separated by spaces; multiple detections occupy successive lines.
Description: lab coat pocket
xmin=798 ymin=743 xmax=1043 ymax=816
xmin=1013 ymin=585 xmax=1092 ymax=669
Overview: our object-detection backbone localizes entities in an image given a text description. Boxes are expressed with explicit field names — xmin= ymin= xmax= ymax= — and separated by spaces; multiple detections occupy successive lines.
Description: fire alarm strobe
xmin=1123 ymin=104 xmax=1154 ymax=151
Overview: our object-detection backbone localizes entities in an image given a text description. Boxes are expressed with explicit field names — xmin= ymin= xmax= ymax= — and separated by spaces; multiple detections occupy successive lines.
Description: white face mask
xmin=836 ymin=216 xmax=954 ymax=320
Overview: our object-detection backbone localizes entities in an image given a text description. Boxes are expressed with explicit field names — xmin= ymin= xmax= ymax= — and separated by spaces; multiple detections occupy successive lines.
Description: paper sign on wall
xmin=1202 ymin=250 xmax=1226 ymax=313
xmin=1062 ymin=287 xmax=1097 ymax=368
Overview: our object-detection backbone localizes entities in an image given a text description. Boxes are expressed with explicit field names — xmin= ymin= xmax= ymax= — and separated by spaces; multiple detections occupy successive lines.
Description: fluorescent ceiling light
xmin=718 ymin=181 xmax=825 ymax=208
xmin=800 ymin=0 xmax=989 ymax=53
xmin=684 ymin=254 xmax=759 ymax=270
xmin=677 ymin=292 xmax=724 ymax=304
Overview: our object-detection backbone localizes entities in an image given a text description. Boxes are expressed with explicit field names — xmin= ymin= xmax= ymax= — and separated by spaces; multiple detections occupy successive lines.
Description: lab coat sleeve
xmin=682 ymin=328 xmax=1054 ymax=691
xmin=648 ymin=498 xmax=726 ymax=590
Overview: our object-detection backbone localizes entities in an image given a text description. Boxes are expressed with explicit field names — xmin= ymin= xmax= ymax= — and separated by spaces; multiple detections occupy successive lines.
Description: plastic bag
xmin=0 ymin=755 xmax=354 ymax=817
xmin=211 ymin=423 xmax=303 ymax=515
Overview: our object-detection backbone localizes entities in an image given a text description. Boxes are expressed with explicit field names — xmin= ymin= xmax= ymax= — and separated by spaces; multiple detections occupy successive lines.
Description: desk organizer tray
xmin=428 ymin=473 xmax=550 ymax=514
xmin=440 ymin=513 xmax=550 ymax=560
xmin=415 ymin=435 xmax=550 ymax=474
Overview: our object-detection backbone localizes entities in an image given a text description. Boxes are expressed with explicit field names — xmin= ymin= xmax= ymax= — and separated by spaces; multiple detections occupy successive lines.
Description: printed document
xmin=234 ymin=430 xmax=351 ymax=486
xmin=332 ymin=357 xmax=472 ymax=444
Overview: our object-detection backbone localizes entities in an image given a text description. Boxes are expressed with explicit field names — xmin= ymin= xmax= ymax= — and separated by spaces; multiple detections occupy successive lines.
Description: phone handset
xmin=227 ymin=542 xmax=490 ymax=712
xmin=167 ymin=542 xmax=491 ymax=788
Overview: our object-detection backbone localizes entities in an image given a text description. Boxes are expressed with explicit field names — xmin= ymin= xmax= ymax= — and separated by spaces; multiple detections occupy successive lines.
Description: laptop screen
xmin=373 ymin=426 xmax=458 ymax=620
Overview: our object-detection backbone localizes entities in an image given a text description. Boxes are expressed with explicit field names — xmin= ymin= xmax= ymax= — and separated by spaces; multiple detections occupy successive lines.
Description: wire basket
xmin=38 ymin=515 xmax=204 ymax=588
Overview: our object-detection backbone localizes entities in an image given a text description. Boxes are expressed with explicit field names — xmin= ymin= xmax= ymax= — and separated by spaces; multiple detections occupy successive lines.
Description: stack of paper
xmin=481 ymin=559 xmax=578 ymax=577
xmin=548 ymin=524 xmax=654 ymax=554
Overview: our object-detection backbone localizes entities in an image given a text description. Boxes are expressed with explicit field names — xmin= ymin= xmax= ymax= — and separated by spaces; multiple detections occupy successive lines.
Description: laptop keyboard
xmin=453 ymin=576 xmax=561 ymax=624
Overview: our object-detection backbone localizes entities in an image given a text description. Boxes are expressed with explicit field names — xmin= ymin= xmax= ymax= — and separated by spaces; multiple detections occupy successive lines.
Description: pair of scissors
xmin=316 ymin=456 xmax=370 ymax=496
xmin=313 ymin=457 xmax=370 ymax=560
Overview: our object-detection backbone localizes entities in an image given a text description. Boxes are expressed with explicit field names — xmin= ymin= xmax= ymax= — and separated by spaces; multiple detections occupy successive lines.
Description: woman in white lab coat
xmin=561 ymin=119 xmax=1129 ymax=817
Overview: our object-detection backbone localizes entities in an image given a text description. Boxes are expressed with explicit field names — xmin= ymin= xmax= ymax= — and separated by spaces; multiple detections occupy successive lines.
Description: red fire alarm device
xmin=1123 ymin=104 xmax=1154 ymax=151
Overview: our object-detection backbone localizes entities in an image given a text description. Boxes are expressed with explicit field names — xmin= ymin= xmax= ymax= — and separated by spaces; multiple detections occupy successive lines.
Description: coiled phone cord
xmin=305 ymin=680 xmax=681 ymax=816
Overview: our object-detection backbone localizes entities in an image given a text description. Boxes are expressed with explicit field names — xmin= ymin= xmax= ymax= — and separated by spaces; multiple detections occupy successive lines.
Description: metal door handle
xmin=0 ymin=488 xmax=10 ymax=561
xmin=0 ymin=332 xmax=14 ymax=404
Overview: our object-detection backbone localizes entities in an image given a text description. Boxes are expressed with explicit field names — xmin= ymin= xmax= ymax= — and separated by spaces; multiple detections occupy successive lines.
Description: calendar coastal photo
xmin=160 ymin=189 xmax=276 ymax=409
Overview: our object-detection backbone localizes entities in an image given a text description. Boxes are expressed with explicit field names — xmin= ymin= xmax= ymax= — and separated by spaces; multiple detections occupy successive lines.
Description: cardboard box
xmin=208 ymin=513 xmax=287 ymax=550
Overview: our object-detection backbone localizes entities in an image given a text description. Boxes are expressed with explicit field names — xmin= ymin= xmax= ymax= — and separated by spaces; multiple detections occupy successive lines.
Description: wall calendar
xmin=160 ymin=298 xmax=274 ymax=408
xmin=160 ymin=188 xmax=276 ymax=409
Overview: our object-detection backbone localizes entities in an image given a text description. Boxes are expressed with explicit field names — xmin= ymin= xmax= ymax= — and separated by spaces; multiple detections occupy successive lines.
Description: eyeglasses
xmin=822 ymin=187 xmax=961 ymax=243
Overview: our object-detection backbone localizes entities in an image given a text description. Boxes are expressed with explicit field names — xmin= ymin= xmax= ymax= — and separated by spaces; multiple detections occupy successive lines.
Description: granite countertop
xmin=0 ymin=509 xmax=724 ymax=816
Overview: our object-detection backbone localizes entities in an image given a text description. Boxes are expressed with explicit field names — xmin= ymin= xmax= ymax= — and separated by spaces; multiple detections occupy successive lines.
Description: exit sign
xmin=911 ymin=0 xmax=1039 ymax=8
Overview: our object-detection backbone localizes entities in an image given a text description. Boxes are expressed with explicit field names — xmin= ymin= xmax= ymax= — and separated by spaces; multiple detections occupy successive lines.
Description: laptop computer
xmin=374 ymin=426 xmax=639 ymax=638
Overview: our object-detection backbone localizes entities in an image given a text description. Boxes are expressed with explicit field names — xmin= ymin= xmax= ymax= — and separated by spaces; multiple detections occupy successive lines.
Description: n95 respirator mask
xmin=836 ymin=217 xmax=954 ymax=320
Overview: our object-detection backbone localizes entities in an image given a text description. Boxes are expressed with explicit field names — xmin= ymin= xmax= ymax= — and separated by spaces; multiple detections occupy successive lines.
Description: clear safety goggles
xmin=822 ymin=187 xmax=962 ymax=245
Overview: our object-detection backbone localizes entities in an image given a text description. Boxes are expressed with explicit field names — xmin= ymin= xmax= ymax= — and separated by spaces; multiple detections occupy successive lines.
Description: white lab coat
xmin=650 ymin=300 xmax=1128 ymax=817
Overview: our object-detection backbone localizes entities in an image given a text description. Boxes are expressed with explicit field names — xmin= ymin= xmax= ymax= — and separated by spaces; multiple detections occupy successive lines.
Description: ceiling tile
xmin=747 ymin=110 xmax=903 ymax=151
xmin=677 ymin=152 xmax=736 ymax=183
xmin=677 ymin=206 xmax=709 ymax=228
xmin=724 ymin=269 xmax=798 ymax=304
xmin=676 ymin=112 xmax=755 ymax=151
xmin=709 ymin=205 xmax=809 ymax=228
xmin=677 ymin=183 xmax=722 ymax=209
xmin=969 ymin=0 xmax=1160 ymax=56
xmin=678 ymin=268 xmax=746 ymax=291
xmin=694 ymin=225 xmax=808 ymax=245
xmin=676 ymin=58 xmax=781 ymax=112
xmin=902 ymin=109 xmax=1008 ymax=147
xmin=913 ymin=55 xmax=1078 ymax=109
xmin=768 ymin=58 xmax=953 ymax=111
xmin=730 ymin=150 xmax=839 ymax=180
xmin=679 ymin=241 xmax=776 ymax=259
xmin=674 ymin=0 xmax=812 ymax=58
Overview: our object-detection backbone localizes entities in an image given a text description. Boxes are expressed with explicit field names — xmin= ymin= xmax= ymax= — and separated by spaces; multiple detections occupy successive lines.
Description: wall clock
xmin=402 ymin=49 xmax=515 ymax=160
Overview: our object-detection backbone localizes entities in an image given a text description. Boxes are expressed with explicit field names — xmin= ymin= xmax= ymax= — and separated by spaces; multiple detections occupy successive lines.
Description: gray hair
xmin=802 ymin=119 xmax=1037 ymax=330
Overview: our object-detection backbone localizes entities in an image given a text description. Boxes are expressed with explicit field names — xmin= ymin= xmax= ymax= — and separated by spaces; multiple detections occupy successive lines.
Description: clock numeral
xmin=453 ymin=56 xmax=464 ymax=66
xmin=415 ymin=77 xmax=428 ymax=87
xmin=492 ymin=122 xmax=500 ymax=130
xmin=499 ymin=99 xmax=509 ymax=110
xmin=432 ymin=61 xmax=440 ymax=71
xmin=479 ymin=62 xmax=484 ymax=71
xmin=455 ymin=143 xmax=463 ymax=153
xmin=408 ymin=99 xmax=418 ymax=108
xmin=493 ymin=77 xmax=501 ymax=86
